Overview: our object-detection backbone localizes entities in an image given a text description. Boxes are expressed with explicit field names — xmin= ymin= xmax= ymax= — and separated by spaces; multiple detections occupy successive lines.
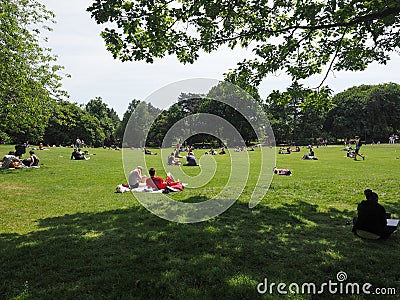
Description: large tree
xmin=115 ymin=99 xmax=141 ymax=142
xmin=87 ymin=0 xmax=400 ymax=92
xmin=265 ymin=82 xmax=333 ymax=144
xmin=145 ymin=85 xmax=269 ymax=147
xmin=123 ymin=101 xmax=161 ymax=147
xmin=324 ymin=83 xmax=400 ymax=141
xmin=44 ymin=100 xmax=105 ymax=147
xmin=85 ymin=97 xmax=120 ymax=146
xmin=0 ymin=0 xmax=66 ymax=143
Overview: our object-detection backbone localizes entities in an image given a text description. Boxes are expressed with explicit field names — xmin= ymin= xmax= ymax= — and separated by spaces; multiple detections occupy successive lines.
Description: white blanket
xmin=115 ymin=183 xmax=187 ymax=193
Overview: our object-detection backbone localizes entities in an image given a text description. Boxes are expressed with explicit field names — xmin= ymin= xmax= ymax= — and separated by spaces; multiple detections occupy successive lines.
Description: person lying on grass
xmin=145 ymin=168 xmax=184 ymax=191
xmin=290 ymin=146 xmax=300 ymax=152
xmin=278 ymin=147 xmax=291 ymax=154
xmin=144 ymin=147 xmax=157 ymax=155
xmin=0 ymin=151 xmax=23 ymax=168
xmin=273 ymin=167 xmax=292 ymax=176
xmin=71 ymin=148 xmax=90 ymax=160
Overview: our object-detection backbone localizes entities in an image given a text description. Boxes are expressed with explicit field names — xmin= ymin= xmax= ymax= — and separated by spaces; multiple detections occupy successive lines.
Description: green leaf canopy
xmin=87 ymin=0 xmax=400 ymax=91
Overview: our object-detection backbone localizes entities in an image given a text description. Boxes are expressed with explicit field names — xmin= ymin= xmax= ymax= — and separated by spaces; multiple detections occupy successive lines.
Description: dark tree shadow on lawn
xmin=1 ymin=201 xmax=399 ymax=299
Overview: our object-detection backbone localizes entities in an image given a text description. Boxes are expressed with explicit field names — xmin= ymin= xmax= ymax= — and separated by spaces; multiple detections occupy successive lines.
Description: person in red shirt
xmin=146 ymin=168 xmax=184 ymax=191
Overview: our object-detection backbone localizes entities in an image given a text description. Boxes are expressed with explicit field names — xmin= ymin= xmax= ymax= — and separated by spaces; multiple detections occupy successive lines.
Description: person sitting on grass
xmin=22 ymin=151 xmax=40 ymax=167
xmin=352 ymin=189 xmax=397 ymax=239
xmin=184 ymin=152 xmax=199 ymax=166
xmin=168 ymin=152 xmax=181 ymax=165
xmin=144 ymin=147 xmax=157 ymax=155
xmin=290 ymin=146 xmax=300 ymax=152
xmin=145 ymin=168 xmax=184 ymax=191
xmin=39 ymin=143 xmax=49 ymax=150
xmin=206 ymin=148 xmax=217 ymax=155
xmin=346 ymin=150 xmax=355 ymax=158
xmin=174 ymin=147 xmax=183 ymax=158
xmin=278 ymin=147 xmax=291 ymax=154
xmin=302 ymin=149 xmax=318 ymax=160
xmin=128 ymin=166 xmax=147 ymax=188
xmin=71 ymin=148 xmax=90 ymax=160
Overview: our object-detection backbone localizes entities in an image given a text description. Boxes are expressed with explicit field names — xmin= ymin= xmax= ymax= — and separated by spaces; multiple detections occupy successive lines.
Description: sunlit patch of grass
xmin=0 ymin=183 xmax=35 ymax=197
xmin=227 ymin=273 xmax=258 ymax=287
xmin=81 ymin=231 xmax=103 ymax=240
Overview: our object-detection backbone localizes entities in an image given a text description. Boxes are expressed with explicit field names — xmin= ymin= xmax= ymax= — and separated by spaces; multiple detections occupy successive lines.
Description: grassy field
xmin=0 ymin=144 xmax=399 ymax=299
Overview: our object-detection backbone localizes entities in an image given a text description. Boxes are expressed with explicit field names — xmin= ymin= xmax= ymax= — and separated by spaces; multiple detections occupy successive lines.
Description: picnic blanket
xmin=115 ymin=183 xmax=186 ymax=193
xmin=0 ymin=166 xmax=40 ymax=170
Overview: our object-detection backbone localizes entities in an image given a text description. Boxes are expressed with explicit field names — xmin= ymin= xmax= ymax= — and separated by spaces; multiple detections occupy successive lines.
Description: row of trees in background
xmin=43 ymin=97 xmax=121 ymax=147
xmin=85 ymin=0 xmax=400 ymax=146
xmin=1 ymin=80 xmax=400 ymax=147
xmin=1 ymin=94 xmax=124 ymax=147
xmin=1 ymin=0 xmax=400 ymax=147
xmin=128 ymin=82 xmax=400 ymax=147
xmin=267 ymin=82 xmax=400 ymax=145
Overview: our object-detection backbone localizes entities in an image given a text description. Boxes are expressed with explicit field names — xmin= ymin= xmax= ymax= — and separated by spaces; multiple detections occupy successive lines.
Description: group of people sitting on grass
xmin=168 ymin=151 xmax=199 ymax=166
xmin=279 ymin=145 xmax=318 ymax=160
xmin=278 ymin=146 xmax=300 ymax=154
xmin=0 ymin=150 xmax=40 ymax=169
xmin=70 ymin=148 xmax=91 ymax=160
xmin=205 ymin=147 xmax=227 ymax=155
xmin=116 ymin=165 xmax=184 ymax=193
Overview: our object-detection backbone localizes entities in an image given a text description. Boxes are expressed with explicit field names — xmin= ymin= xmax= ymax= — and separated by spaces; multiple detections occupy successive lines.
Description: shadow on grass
xmin=1 ymin=201 xmax=399 ymax=299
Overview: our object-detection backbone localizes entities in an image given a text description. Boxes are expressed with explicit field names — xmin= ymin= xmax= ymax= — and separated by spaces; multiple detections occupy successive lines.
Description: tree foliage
xmin=324 ymin=83 xmax=400 ymax=141
xmin=0 ymin=0 xmax=66 ymax=143
xmin=88 ymin=0 xmax=400 ymax=92
xmin=265 ymin=82 xmax=333 ymax=144
xmin=144 ymin=83 xmax=269 ymax=147
xmin=115 ymin=99 xmax=141 ymax=141
xmin=44 ymin=100 xmax=105 ymax=147
xmin=123 ymin=101 xmax=161 ymax=147
xmin=85 ymin=97 xmax=120 ymax=144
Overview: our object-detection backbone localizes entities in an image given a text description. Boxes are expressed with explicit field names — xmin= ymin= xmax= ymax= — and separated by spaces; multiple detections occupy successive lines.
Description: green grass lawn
xmin=0 ymin=144 xmax=399 ymax=299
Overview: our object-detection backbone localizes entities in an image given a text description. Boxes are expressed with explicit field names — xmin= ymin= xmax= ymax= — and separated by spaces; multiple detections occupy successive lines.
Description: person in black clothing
xmin=22 ymin=151 xmax=40 ymax=167
xmin=352 ymin=189 xmax=396 ymax=239
xmin=71 ymin=148 xmax=89 ymax=160
xmin=15 ymin=144 xmax=27 ymax=158
xmin=184 ymin=152 xmax=198 ymax=166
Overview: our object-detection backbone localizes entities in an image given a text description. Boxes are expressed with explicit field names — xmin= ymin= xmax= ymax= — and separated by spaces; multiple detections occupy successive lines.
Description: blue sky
xmin=40 ymin=0 xmax=400 ymax=117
